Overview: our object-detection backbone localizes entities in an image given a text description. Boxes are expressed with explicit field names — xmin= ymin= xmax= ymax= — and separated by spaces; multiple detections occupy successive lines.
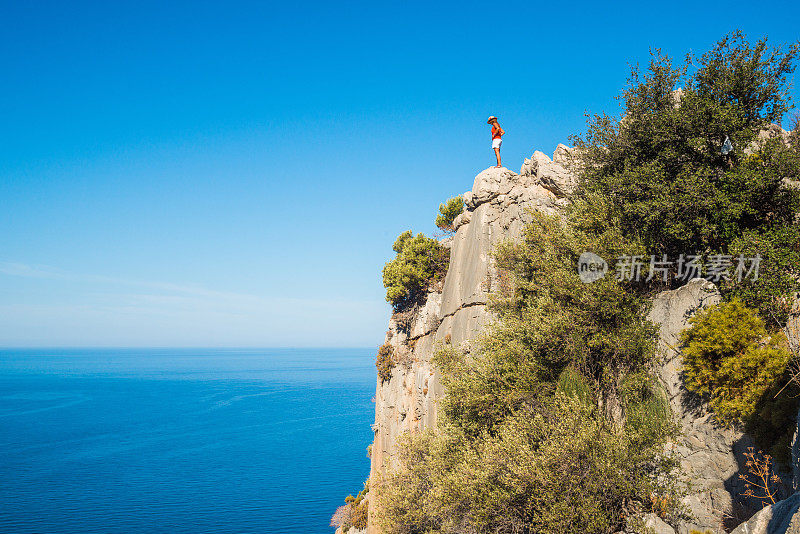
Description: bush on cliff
xmin=375 ymin=394 xmax=681 ymax=534
xmin=680 ymin=299 xmax=798 ymax=458
xmin=382 ymin=231 xmax=449 ymax=310
xmin=720 ymin=223 xmax=800 ymax=327
xmin=434 ymin=196 xmax=464 ymax=234
xmin=350 ymin=499 xmax=368 ymax=530
xmin=376 ymin=342 xmax=395 ymax=383
xmin=332 ymin=480 xmax=369 ymax=533
xmin=432 ymin=211 xmax=661 ymax=437
xmin=375 ymin=212 xmax=681 ymax=533
xmin=570 ymin=31 xmax=800 ymax=319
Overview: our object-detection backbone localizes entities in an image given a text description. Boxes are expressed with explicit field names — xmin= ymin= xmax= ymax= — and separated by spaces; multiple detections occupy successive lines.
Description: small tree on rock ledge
xmin=382 ymin=230 xmax=449 ymax=310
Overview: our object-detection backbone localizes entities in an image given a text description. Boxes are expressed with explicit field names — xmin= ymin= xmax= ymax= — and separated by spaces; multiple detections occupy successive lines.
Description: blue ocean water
xmin=0 ymin=348 xmax=376 ymax=533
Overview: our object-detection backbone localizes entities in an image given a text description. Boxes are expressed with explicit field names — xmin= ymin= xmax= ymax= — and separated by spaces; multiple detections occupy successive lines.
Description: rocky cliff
xmin=368 ymin=155 xmax=574 ymax=453
xmin=364 ymin=146 xmax=799 ymax=534
xmin=648 ymin=279 xmax=757 ymax=533
xmin=367 ymin=149 xmax=574 ymax=532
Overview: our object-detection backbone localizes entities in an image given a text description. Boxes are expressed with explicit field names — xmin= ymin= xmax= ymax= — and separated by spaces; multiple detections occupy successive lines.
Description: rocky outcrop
xmin=730 ymin=492 xmax=800 ymax=534
xmin=519 ymin=143 xmax=578 ymax=198
xmin=367 ymin=160 xmax=565 ymax=532
xmin=648 ymin=279 xmax=750 ymax=533
xmin=744 ymin=124 xmax=793 ymax=156
xmin=364 ymin=148 xmax=796 ymax=533
xmin=640 ymin=513 xmax=680 ymax=534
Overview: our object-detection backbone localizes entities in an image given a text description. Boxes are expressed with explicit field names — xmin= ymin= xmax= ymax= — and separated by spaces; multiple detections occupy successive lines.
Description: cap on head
xmin=487 ymin=116 xmax=497 ymax=124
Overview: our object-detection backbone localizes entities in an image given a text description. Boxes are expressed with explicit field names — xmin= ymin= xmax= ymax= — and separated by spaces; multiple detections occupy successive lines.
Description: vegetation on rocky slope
xmin=373 ymin=32 xmax=800 ymax=533
xmin=382 ymin=231 xmax=449 ymax=310
xmin=375 ymin=204 xmax=682 ymax=534
xmin=331 ymin=481 xmax=369 ymax=533
xmin=681 ymin=300 xmax=791 ymax=426
xmin=680 ymin=298 xmax=800 ymax=460
xmin=572 ymin=28 xmax=800 ymax=458
xmin=434 ymin=196 xmax=464 ymax=234
xmin=376 ymin=342 xmax=395 ymax=384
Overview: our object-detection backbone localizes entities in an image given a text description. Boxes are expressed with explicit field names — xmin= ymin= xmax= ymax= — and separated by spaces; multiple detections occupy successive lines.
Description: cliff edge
xmin=369 ymin=149 xmax=574 ymax=490
xmin=364 ymin=142 xmax=799 ymax=534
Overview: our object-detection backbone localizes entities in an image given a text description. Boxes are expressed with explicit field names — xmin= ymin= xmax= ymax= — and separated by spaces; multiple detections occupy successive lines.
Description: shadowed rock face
xmin=730 ymin=492 xmax=800 ymax=534
xmin=648 ymin=279 xmax=742 ymax=534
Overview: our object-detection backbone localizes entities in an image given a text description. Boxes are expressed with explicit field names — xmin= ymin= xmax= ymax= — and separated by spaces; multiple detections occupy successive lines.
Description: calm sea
xmin=0 ymin=348 xmax=376 ymax=533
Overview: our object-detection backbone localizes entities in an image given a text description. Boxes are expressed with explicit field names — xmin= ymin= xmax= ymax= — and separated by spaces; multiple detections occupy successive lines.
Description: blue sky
xmin=1 ymin=1 xmax=798 ymax=347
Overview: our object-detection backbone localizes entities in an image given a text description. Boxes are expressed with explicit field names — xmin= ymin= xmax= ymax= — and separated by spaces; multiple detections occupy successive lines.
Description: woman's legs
xmin=493 ymin=147 xmax=501 ymax=167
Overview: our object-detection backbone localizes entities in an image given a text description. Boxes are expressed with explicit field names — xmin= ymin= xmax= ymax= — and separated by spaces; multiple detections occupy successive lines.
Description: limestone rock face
xmin=648 ymin=279 xmax=746 ymax=533
xmin=519 ymin=147 xmax=577 ymax=198
xmin=730 ymin=492 xmax=800 ymax=534
xmin=367 ymin=165 xmax=562 ymax=533
xmin=744 ymin=124 xmax=792 ymax=155
xmin=365 ymin=158 xmax=786 ymax=534
xmin=642 ymin=513 xmax=678 ymax=534
xmin=552 ymin=142 xmax=574 ymax=165
xmin=467 ymin=166 xmax=518 ymax=207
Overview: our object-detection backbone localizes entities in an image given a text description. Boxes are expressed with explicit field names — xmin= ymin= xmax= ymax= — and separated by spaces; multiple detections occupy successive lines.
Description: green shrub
xmin=350 ymin=499 xmax=368 ymax=529
xmin=556 ymin=366 xmax=594 ymax=406
xmin=619 ymin=371 xmax=672 ymax=446
xmin=434 ymin=196 xmax=464 ymax=233
xmin=433 ymin=211 xmax=659 ymax=438
xmin=571 ymin=31 xmax=800 ymax=283
xmin=680 ymin=300 xmax=792 ymax=426
xmin=375 ymin=394 xmax=681 ymax=534
xmin=382 ymin=231 xmax=449 ymax=309
xmin=333 ymin=479 xmax=370 ymax=533
xmin=376 ymin=343 xmax=395 ymax=383
xmin=721 ymin=223 xmax=800 ymax=327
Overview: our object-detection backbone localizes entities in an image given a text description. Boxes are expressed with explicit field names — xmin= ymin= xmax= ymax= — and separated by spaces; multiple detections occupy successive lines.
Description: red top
xmin=491 ymin=125 xmax=503 ymax=139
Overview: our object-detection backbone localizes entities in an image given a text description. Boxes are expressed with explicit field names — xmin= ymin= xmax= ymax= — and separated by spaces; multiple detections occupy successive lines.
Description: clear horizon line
xmin=0 ymin=345 xmax=377 ymax=350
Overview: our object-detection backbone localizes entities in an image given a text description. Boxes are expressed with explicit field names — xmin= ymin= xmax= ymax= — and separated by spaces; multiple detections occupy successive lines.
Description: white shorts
xmin=492 ymin=138 xmax=502 ymax=149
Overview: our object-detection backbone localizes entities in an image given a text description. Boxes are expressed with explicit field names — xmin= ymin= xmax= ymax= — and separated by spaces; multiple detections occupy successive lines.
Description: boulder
xmin=730 ymin=492 xmax=800 ymax=534
xmin=743 ymin=124 xmax=792 ymax=155
xmin=469 ymin=166 xmax=518 ymax=206
xmin=552 ymin=143 xmax=574 ymax=165
xmin=451 ymin=211 xmax=471 ymax=231
xmin=462 ymin=190 xmax=474 ymax=209
xmin=519 ymin=150 xmax=576 ymax=198
xmin=642 ymin=513 xmax=677 ymax=534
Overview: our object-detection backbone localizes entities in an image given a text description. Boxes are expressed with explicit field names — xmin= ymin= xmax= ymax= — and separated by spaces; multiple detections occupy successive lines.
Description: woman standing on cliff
xmin=487 ymin=116 xmax=504 ymax=168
